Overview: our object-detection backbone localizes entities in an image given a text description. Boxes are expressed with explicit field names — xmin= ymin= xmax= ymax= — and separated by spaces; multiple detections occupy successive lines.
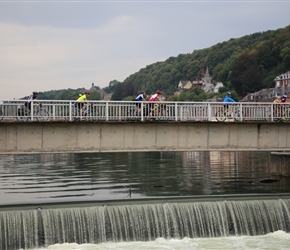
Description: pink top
xmin=149 ymin=94 xmax=159 ymax=101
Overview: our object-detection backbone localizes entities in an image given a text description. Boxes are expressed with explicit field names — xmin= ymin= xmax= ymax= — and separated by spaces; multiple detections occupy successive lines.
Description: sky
xmin=0 ymin=0 xmax=289 ymax=100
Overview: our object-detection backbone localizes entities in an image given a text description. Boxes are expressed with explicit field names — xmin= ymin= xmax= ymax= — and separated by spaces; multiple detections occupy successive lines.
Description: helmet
xmin=283 ymin=95 xmax=287 ymax=98
xmin=156 ymin=90 xmax=161 ymax=94
xmin=227 ymin=92 xmax=232 ymax=95
xmin=33 ymin=91 xmax=39 ymax=95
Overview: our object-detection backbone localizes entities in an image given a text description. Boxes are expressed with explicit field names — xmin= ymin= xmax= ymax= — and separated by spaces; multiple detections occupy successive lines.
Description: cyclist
xmin=149 ymin=90 xmax=161 ymax=116
xmin=25 ymin=91 xmax=39 ymax=112
xmin=135 ymin=91 xmax=146 ymax=115
xmin=223 ymin=91 xmax=235 ymax=103
xmin=75 ymin=92 xmax=90 ymax=116
xmin=149 ymin=90 xmax=161 ymax=102
xmin=274 ymin=95 xmax=287 ymax=120
xmin=280 ymin=95 xmax=287 ymax=103
xmin=223 ymin=92 xmax=236 ymax=114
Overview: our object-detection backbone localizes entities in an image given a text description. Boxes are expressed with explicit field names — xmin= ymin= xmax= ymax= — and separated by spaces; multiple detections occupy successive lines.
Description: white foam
xmin=34 ymin=231 xmax=290 ymax=250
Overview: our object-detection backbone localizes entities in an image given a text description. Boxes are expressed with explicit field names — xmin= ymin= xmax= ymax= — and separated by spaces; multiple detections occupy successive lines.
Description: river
xmin=0 ymin=151 xmax=290 ymax=250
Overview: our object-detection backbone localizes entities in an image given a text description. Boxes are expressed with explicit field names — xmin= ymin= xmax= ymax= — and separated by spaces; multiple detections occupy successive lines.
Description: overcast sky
xmin=0 ymin=0 xmax=289 ymax=100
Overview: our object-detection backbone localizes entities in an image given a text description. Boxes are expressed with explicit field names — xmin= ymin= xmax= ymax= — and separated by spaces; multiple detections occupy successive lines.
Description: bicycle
xmin=72 ymin=102 xmax=95 ymax=121
xmin=126 ymin=102 xmax=149 ymax=120
xmin=17 ymin=104 xmax=51 ymax=121
xmin=272 ymin=103 xmax=290 ymax=122
xmin=215 ymin=105 xmax=243 ymax=122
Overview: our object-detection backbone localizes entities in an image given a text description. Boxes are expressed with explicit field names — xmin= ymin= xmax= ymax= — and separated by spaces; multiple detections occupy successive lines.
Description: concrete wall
xmin=0 ymin=122 xmax=290 ymax=154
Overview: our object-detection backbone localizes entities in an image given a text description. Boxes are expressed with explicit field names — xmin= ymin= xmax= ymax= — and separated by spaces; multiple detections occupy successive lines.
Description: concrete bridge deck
xmin=1 ymin=121 xmax=290 ymax=154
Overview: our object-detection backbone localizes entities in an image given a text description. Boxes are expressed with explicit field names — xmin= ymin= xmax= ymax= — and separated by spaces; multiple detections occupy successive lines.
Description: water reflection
xmin=0 ymin=151 xmax=289 ymax=205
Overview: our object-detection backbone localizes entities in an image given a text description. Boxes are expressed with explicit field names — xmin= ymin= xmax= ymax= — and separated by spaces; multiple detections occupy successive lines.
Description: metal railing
xmin=0 ymin=100 xmax=289 ymax=122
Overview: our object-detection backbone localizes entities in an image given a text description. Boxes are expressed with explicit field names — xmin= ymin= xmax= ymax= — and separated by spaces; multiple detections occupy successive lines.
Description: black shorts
xmin=76 ymin=102 xmax=84 ymax=109
xmin=25 ymin=102 xmax=31 ymax=110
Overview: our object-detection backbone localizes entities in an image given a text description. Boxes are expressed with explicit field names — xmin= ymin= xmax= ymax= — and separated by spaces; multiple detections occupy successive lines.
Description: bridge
xmin=1 ymin=100 xmax=290 ymax=153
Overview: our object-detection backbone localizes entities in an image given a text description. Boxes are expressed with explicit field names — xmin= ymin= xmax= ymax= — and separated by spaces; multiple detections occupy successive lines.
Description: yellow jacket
xmin=77 ymin=94 xmax=87 ymax=102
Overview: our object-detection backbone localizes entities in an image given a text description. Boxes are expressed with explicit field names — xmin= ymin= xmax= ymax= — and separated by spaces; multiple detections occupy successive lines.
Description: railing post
xmin=141 ymin=102 xmax=144 ymax=122
xmin=207 ymin=103 xmax=211 ymax=121
xmin=239 ymin=103 xmax=243 ymax=121
xmin=270 ymin=103 xmax=274 ymax=121
xmin=31 ymin=101 xmax=34 ymax=121
xmin=106 ymin=102 xmax=109 ymax=121
xmin=118 ymin=105 xmax=121 ymax=121
xmin=175 ymin=103 xmax=178 ymax=121
xmin=69 ymin=101 xmax=72 ymax=121
xmin=52 ymin=103 xmax=56 ymax=120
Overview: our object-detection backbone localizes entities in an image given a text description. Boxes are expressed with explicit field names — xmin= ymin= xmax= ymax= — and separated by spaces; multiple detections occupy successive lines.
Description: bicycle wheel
xmin=16 ymin=108 xmax=30 ymax=121
xmin=35 ymin=109 xmax=50 ymax=121
xmin=215 ymin=110 xmax=227 ymax=122
xmin=265 ymin=109 xmax=272 ymax=121
xmin=233 ymin=109 xmax=244 ymax=121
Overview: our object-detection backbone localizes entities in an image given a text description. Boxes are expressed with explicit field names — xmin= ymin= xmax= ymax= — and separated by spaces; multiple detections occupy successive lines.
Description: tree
xmin=230 ymin=52 xmax=263 ymax=97
xmin=88 ymin=90 xmax=101 ymax=100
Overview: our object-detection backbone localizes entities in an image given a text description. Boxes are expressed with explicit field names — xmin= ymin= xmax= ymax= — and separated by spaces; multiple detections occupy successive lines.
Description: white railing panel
xmin=1 ymin=100 xmax=290 ymax=123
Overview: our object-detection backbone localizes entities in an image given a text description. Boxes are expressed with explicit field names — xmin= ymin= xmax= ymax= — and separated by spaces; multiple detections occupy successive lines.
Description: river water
xmin=0 ymin=151 xmax=289 ymax=205
xmin=1 ymin=151 xmax=290 ymax=250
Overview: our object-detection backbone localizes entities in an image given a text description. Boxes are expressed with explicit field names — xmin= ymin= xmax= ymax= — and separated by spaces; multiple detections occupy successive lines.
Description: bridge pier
xmin=271 ymin=152 xmax=290 ymax=176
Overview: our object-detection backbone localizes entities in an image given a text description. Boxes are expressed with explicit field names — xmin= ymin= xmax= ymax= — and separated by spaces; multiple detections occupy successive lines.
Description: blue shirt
xmin=135 ymin=94 xmax=144 ymax=101
xmin=223 ymin=96 xmax=235 ymax=103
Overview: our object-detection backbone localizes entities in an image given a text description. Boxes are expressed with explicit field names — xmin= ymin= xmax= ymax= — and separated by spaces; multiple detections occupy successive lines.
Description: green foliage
xmin=111 ymin=24 xmax=290 ymax=100
xmin=103 ymin=80 xmax=120 ymax=94
xmin=25 ymin=88 xmax=101 ymax=100
xmin=111 ymin=81 xmax=138 ymax=100
xmin=88 ymin=90 xmax=101 ymax=100
xmin=229 ymin=52 xmax=264 ymax=96
xmin=123 ymin=96 xmax=135 ymax=101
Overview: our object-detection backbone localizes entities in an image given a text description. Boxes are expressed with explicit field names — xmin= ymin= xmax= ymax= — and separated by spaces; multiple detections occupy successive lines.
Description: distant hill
xmin=111 ymin=24 xmax=290 ymax=101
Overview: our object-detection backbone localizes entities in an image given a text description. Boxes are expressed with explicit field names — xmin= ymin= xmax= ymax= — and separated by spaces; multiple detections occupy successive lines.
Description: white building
xmin=178 ymin=66 xmax=223 ymax=93
xmin=274 ymin=70 xmax=290 ymax=88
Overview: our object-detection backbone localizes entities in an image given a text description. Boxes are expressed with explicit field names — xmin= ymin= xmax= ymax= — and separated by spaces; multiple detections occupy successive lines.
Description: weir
xmin=1 ymin=195 xmax=290 ymax=250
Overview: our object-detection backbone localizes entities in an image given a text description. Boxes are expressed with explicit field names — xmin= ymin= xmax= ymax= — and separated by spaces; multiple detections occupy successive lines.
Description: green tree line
xmin=111 ymin=24 xmax=290 ymax=101
xmin=21 ymin=88 xmax=101 ymax=101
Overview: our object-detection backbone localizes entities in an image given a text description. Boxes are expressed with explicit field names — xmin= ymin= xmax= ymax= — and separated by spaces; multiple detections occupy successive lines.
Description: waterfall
xmin=226 ymin=199 xmax=290 ymax=235
xmin=0 ymin=198 xmax=289 ymax=250
xmin=0 ymin=209 xmax=39 ymax=250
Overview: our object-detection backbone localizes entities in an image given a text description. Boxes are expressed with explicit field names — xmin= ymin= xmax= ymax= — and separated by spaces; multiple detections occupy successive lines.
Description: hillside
xmin=111 ymin=24 xmax=290 ymax=101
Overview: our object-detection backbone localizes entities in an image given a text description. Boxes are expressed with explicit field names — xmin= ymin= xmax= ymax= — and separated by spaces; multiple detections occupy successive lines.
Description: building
xmin=242 ymin=88 xmax=277 ymax=102
xmin=242 ymin=70 xmax=290 ymax=102
xmin=274 ymin=71 xmax=290 ymax=88
xmin=202 ymin=66 xmax=213 ymax=93
xmin=178 ymin=66 xmax=223 ymax=93
xmin=178 ymin=80 xmax=193 ymax=90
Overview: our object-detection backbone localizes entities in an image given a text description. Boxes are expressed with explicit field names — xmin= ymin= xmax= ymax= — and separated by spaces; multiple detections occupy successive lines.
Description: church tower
xmin=202 ymin=66 xmax=213 ymax=93
xmin=203 ymin=66 xmax=212 ymax=85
